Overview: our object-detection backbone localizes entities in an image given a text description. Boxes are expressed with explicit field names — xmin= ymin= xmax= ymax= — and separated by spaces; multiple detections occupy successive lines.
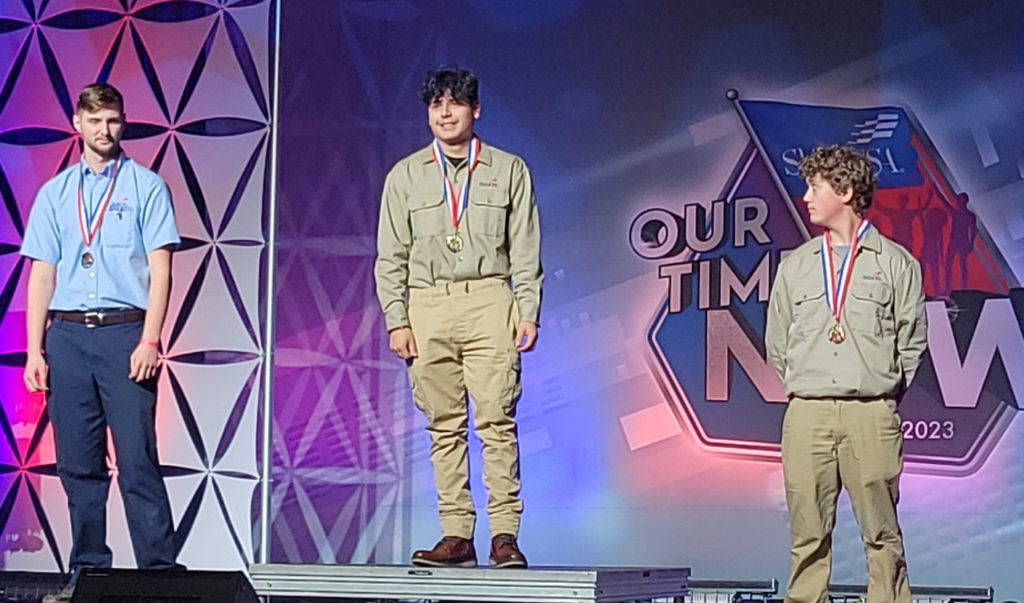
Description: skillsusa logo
xmin=630 ymin=93 xmax=1023 ymax=475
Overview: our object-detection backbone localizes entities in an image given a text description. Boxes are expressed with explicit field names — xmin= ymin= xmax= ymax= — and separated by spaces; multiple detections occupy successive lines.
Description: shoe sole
xmin=489 ymin=559 xmax=527 ymax=569
xmin=411 ymin=558 xmax=478 ymax=568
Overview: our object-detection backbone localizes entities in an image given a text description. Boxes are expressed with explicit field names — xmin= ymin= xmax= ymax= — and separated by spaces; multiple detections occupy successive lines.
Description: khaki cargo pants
xmin=407 ymin=278 xmax=523 ymax=538
xmin=782 ymin=397 xmax=910 ymax=603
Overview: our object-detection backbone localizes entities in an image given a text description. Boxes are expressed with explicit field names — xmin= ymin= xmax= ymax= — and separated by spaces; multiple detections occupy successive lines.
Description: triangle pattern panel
xmin=131 ymin=15 xmax=218 ymax=119
xmin=162 ymin=358 xmax=260 ymax=475
xmin=175 ymin=477 xmax=252 ymax=569
xmin=39 ymin=18 xmax=124 ymax=102
xmin=217 ymin=243 xmax=263 ymax=347
xmin=153 ymin=363 xmax=205 ymax=471
xmin=23 ymin=411 xmax=57 ymax=470
xmin=223 ymin=2 xmax=271 ymax=108
xmin=175 ymin=12 xmax=267 ymax=126
xmin=0 ymin=32 xmax=31 ymax=105
xmin=156 ymin=139 xmax=213 ymax=243
xmin=162 ymin=242 xmax=209 ymax=348
xmin=17 ymin=474 xmax=69 ymax=571
xmin=170 ymin=250 xmax=259 ymax=354
xmin=217 ymin=140 xmax=265 ymax=243
xmin=0 ymin=487 xmax=62 ymax=571
xmin=0 ymin=141 xmax=77 ymax=234
xmin=103 ymin=25 xmax=172 ymax=126
xmin=121 ymin=130 xmax=171 ymax=169
xmin=210 ymin=474 xmax=258 ymax=564
xmin=164 ymin=471 xmax=204 ymax=541
xmin=0 ymin=30 xmax=73 ymax=131
xmin=175 ymin=129 xmax=265 ymax=233
xmin=0 ymin=254 xmax=25 ymax=328
xmin=212 ymin=364 xmax=261 ymax=477
xmin=0 ymin=365 xmax=45 ymax=462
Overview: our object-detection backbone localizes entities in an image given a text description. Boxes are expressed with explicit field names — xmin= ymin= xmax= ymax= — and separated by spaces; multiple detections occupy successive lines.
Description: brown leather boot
xmin=489 ymin=533 xmax=528 ymax=568
xmin=411 ymin=536 xmax=477 ymax=567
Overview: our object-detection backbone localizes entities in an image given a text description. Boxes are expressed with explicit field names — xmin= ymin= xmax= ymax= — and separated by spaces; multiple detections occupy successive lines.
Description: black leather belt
xmin=51 ymin=309 xmax=146 ymax=327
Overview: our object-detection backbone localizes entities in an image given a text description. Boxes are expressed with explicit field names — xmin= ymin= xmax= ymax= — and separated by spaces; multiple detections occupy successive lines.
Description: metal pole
xmin=258 ymin=0 xmax=283 ymax=566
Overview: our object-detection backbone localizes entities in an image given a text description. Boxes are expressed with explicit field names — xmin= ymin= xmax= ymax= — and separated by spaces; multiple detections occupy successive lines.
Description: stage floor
xmin=249 ymin=563 xmax=690 ymax=602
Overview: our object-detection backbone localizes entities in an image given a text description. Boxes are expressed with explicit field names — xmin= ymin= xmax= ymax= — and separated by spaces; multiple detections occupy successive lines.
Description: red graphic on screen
xmin=793 ymin=136 xmax=1008 ymax=298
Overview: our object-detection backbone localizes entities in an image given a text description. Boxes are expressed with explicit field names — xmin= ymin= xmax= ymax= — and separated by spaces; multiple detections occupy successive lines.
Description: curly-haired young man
xmin=766 ymin=145 xmax=927 ymax=603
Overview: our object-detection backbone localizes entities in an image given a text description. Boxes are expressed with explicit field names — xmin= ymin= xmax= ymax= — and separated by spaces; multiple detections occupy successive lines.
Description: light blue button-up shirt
xmin=21 ymin=155 xmax=180 ymax=311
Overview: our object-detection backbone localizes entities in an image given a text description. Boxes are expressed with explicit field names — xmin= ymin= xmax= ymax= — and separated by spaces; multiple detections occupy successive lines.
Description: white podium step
xmin=249 ymin=563 xmax=690 ymax=602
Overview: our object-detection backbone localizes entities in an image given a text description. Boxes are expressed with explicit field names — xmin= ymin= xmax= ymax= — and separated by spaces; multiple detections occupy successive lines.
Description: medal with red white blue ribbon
xmin=77 ymin=155 xmax=123 ymax=269
xmin=431 ymin=137 xmax=481 ymax=253
xmin=821 ymin=219 xmax=871 ymax=344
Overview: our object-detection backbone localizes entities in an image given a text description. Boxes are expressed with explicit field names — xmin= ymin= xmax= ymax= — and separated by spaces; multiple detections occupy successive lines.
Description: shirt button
xmin=831 ymin=378 xmax=837 ymax=384
xmin=458 ymin=256 xmax=463 ymax=262
xmin=88 ymin=293 xmax=95 ymax=299
xmin=833 ymin=352 xmax=838 ymax=357
xmin=89 ymin=272 xmax=96 ymax=278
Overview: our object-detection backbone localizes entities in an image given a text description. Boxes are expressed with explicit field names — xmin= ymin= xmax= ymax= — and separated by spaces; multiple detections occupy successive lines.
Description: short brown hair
xmin=798 ymin=145 xmax=876 ymax=213
xmin=76 ymin=83 xmax=124 ymax=114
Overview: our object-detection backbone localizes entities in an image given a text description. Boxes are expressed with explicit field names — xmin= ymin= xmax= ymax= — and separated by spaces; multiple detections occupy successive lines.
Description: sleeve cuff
xmin=384 ymin=307 xmax=410 ymax=332
xmin=20 ymin=249 xmax=58 ymax=265
xmin=517 ymin=300 xmax=540 ymax=324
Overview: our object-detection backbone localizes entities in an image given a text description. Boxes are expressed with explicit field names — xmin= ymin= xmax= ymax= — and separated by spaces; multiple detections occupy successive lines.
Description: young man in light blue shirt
xmin=21 ymin=83 xmax=181 ymax=602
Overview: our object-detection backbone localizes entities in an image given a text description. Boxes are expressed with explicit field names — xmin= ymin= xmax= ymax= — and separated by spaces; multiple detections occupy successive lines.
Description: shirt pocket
xmin=846 ymin=282 xmax=894 ymax=337
xmin=791 ymin=286 xmax=828 ymax=338
xmin=408 ymin=194 xmax=448 ymax=239
xmin=100 ymin=205 xmax=139 ymax=247
xmin=467 ymin=190 xmax=509 ymax=237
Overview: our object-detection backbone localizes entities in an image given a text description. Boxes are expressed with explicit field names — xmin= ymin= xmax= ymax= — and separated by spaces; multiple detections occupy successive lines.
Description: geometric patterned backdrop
xmin=0 ymin=0 xmax=271 ymax=572
xmin=270 ymin=2 xmax=414 ymax=566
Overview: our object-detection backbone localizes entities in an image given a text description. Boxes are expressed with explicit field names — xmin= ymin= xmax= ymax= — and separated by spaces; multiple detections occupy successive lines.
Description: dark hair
xmin=798 ymin=144 xmax=876 ymax=213
xmin=418 ymin=67 xmax=478 ymax=105
xmin=77 ymin=83 xmax=124 ymax=114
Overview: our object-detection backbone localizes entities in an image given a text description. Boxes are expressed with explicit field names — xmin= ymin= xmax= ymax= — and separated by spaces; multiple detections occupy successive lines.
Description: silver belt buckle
xmin=84 ymin=310 xmax=104 ymax=328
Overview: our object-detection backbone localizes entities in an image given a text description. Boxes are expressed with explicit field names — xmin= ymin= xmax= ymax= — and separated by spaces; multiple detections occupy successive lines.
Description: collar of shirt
xmin=417 ymin=142 xmax=494 ymax=168
xmin=81 ymin=154 xmax=123 ymax=177
xmin=812 ymin=222 xmax=883 ymax=255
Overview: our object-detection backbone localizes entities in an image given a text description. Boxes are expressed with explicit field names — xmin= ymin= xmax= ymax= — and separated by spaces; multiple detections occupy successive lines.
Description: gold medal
xmin=445 ymin=233 xmax=464 ymax=253
xmin=432 ymin=138 xmax=481 ymax=255
xmin=827 ymin=323 xmax=846 ymax=344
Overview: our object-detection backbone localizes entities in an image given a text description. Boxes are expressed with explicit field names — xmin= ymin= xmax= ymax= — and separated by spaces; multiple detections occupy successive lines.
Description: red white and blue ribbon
xmin=431 ymin=137 xmax=481 ymax=230
xmin=77 ymin=155 xmax=123 ymax=247
xmin=821 ymin=219 xmax=872 ymax=323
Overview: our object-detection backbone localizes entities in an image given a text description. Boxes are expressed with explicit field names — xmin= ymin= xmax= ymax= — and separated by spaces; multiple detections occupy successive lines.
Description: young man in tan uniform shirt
xmin=375 ymin=67 xmax=542 ymax=568
xmin=766 ymin=146 xmax=927 ymax=603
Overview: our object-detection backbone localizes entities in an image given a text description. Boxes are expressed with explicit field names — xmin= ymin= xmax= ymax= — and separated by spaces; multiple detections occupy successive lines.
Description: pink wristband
xmin=141 ymin=338 xmax=159 ymax=348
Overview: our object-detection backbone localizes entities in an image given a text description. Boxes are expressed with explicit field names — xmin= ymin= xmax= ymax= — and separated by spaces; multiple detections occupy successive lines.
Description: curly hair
xmin=798 ymin=145 xmax=876 ymax=213
xmin=418 ymin=66 xmax=478 ymax=105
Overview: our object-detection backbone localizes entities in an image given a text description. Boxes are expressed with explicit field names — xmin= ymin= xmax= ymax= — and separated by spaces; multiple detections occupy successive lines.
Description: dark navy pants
xmin=45 ymin=319 xmax=177 ymax=573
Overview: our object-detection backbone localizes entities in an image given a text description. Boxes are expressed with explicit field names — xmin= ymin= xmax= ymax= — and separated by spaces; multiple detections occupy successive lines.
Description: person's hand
xmin=24 ymin=352 xmax=49 ymax=392
xmin=130 ymin=341 xmax=160 ymax=382
xmin=515 ymin=321 xmax=538 ymax=352
xmin=389 ymin=327 xmax=418 ymax=360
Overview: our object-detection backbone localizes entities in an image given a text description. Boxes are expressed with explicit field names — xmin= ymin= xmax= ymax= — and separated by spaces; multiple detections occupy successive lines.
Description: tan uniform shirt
xmin=765 ymin=226 xmax=927 ymax=399
xmin=375 ymin=143 xmax=542 ymax=331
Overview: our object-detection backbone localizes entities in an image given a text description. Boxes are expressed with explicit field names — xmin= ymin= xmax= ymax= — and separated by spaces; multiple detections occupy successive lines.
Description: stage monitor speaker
xmin=70 ymin=568 xmax=258 ymax=603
